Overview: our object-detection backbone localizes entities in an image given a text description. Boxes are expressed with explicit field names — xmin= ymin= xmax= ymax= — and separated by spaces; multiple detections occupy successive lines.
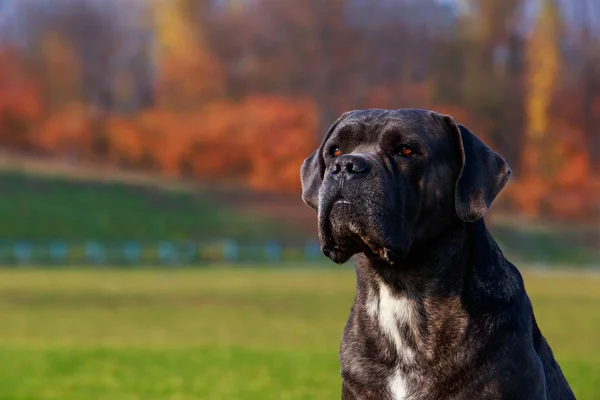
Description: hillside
xmin=0 ymin=170 xmax=314 ymax=243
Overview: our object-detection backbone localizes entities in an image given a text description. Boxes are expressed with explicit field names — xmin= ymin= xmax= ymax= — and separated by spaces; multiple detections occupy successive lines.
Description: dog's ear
xmin=444 ymin=115 xmax=512 ymax=222
xmin=301 ymin=112 xmax=351 ymax=210
xmin=300 ymin=149 xmax=322 ymax=210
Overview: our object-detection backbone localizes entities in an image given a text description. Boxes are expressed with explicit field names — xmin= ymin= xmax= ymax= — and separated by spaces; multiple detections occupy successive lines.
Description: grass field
xmin=0 ymin=267 xmax=598 ymax=400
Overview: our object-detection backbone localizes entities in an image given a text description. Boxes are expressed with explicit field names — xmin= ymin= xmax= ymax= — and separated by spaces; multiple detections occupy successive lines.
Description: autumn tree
xmin=524 ymin=0 xmax=562 ymax=175
xmin=458 ymin=0 xmax=526 ymax=167
xmin=573 ymin=0 xmax=600 ymax=172
xmin=152 ymin=0 xmax=224 ymax=109
xmin=515 ymin=0 xmax=563 ymax=215
xmin=0 ymin=48 xmax=42 ymax=150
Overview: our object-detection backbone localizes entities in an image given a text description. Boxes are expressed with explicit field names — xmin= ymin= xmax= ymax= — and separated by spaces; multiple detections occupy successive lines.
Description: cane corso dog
xmin=300 ymin=109 xmax=574 ymax=400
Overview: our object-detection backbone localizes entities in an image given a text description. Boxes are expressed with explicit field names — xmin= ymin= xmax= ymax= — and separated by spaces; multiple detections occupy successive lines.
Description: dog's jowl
xmin=300 ymin=109 xmax=575 ymax=400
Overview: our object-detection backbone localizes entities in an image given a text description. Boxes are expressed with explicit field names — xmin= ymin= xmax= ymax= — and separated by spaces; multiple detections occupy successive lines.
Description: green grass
xmin=0 ymin=268 xmax=598 ymax=399
xmin=490 ymin=224 xmax=600 ymax=266
xmin=0 ymin=172 xmax=292 ymax=241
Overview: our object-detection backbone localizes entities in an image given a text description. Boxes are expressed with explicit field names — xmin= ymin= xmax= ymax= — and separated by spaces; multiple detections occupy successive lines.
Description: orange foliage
xmin=37 ymin=103 xmax=93 ymax=156
xmin=102 ymin=97 xmax=317 ymax=192
xmin=506 ymin=176 xmax=549 ymax=217
xmin=544 ymin=187 xmax=600 ymax=221
xmin=0 ymin=48 xmax=42 ymax=150
xmin=429 ymin=105 xmax=492 ymax=144
xmin=509 ymin=120 xmax=593 ymax=220
xmin=554 ymin=149 xmax=590 ymax=188
xmin=0 ymin=45 xmax=317 ymax=194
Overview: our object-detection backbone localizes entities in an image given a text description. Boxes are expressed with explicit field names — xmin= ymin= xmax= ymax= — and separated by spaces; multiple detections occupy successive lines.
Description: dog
xmin=300 ymin=109 xmax=575 ymax=400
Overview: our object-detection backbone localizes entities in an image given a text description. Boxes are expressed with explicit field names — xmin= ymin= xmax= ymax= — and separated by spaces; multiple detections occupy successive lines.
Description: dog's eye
xmin=330 ymin=146 xmax=342 ymax=157
xmin=399 ymin=146 xmax=414 ymax=157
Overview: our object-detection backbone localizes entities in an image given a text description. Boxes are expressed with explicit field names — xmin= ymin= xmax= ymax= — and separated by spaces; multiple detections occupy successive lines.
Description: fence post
xmin=14 ymin=242 xmax=32 ymax=265
xmin=50 ymin=241 xmax=68 ymax=264
xmin=222 ymin=240 xmax=238 ymax=263
xmin=180 ymin=242 xmax=196 ymax=265
xmin=158 ymin=241 xmax=178 ymax=265
xmin=304 ymin=241 xmax=321 ymax=263
xmin=264 ymin=241 xmax=282 ymax=263
xmin=85 ymin=241 xmax=106 ymax=265
xmin=123 ymin=242 xmax=141 ymax=265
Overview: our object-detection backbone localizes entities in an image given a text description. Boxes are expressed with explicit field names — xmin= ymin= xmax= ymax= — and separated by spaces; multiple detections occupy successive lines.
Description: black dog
xmin=300 ymin=109 xmax=575 ymax=400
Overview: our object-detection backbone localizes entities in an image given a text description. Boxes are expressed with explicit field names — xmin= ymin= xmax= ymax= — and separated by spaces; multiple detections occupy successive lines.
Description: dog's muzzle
xmin=329 ymin=154 xmax=370 ymax=181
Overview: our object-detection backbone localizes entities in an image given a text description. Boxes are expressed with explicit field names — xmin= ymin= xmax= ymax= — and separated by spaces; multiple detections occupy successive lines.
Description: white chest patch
xmin=367 ymin=281 xmax=416 ymax=400
xmin=389 ymin=368 xmax=409 ymax=400
xmin=377 ymin=282 xmax=415 ymax=363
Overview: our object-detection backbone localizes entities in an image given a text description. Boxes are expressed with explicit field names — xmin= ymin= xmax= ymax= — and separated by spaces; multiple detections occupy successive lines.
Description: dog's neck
xmin=351 ymin=219 xmax=508 ymax=362
xmin=357 ymin=219 xmax=473 ymax=296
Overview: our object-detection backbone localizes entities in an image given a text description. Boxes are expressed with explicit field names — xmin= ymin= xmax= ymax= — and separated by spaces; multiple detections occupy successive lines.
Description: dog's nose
xmin=331 ymin=155 xmax=369 ymax=179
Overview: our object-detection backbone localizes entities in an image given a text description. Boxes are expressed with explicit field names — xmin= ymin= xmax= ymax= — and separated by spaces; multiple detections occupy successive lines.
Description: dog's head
xmin=301 ymin=109 xmax=511 ymax=264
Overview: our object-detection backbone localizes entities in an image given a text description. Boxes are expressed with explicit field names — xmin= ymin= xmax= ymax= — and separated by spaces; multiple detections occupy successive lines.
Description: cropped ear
xmin=444 ymin=116 xmax=512 ymax=222
xmin=300 ymin=112 xmax=351 ymax=210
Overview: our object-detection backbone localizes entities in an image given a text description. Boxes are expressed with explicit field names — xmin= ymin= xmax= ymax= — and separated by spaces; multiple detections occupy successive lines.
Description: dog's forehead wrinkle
xmin=328 ymin=123 xmax=382 ymax=150
xmin=331 ymin=114 xmax=443 ymax=159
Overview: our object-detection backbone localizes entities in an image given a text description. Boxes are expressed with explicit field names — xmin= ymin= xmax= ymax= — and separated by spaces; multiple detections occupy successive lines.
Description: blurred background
xmin=0 ymin=0 xmax=598 ymax=399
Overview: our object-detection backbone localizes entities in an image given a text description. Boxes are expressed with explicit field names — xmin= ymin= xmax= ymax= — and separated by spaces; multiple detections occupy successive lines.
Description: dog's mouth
xmin=317 ymin=193 xmax=358 ymax=263
xmin=333 ymin=198 xmax=352 ymax=205
xmin=329 ymin=192 xmax=352 ymax=206
xmin=318 ymin=194 xmax=402 ymax=265
xmin=318 ymin=189 xmax=411 ymax=265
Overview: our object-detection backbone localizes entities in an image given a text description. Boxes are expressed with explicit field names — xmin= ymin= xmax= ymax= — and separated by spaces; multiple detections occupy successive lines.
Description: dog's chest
xmin=366 ymin=282 xmax=417 ymax=400
xmin=388 ymin=369 xmax=410 ymax=400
